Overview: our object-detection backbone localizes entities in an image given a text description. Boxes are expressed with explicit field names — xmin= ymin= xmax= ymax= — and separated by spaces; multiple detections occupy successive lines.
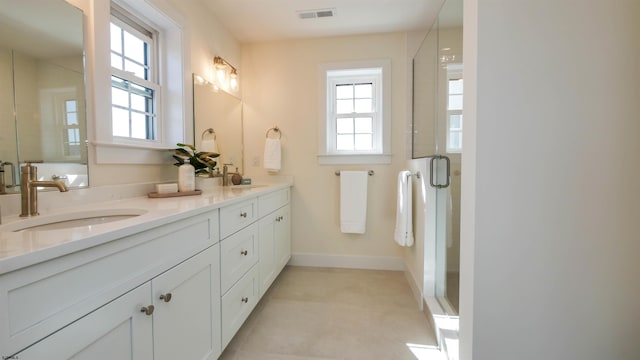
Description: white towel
xmin=264 ymin=138 xmax=281 ymax=172
xmin=394 ymin=171 xmax=414 ymax=247
xmin=340 ymin=171 xmax=368 ymax=234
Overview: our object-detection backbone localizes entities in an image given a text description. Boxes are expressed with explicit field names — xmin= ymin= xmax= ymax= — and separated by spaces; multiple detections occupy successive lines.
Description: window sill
xmin=93 ymin=141 xmax=173 ymax=164
xmin=317 ymin=153 xmax=392 ymax=165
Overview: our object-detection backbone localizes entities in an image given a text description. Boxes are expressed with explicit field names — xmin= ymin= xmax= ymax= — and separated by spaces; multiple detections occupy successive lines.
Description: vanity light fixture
xmin=213 ymin=56 xmax=239 ymax=92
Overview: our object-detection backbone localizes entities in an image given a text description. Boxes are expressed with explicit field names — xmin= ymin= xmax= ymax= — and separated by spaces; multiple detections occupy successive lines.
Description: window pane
xmin=66 ymin=113 xmax=78 ymax=126
xmin=336 ymin=99 xmax=353 ymax=114
xmin=354 ymin=99 xmax=372 ymax=113
xmin=336 ymin=134 xmax=354 ymax=150
xmin=449 ymin=132 xmax=462 ymax=150
xmin=112 ymin=107 xmax=130 ymax=137
xmin=66 ymin=100 xmax=77 ymax=112
xmin=124 ymin=60 xmax=146 ymax=80
xmin=448 ymin=94 xmax=463 ymax=110
xmin=354 ymin=117 xmax=372 ymax=133
xmin=354 ymin=134 xmax=373 ymax=150
xmin=449 ymin=79 xmax=463 ymax=94
xmin=131 ymin=93 xmax=147 ymax=112
xmin=336 ymin=84 xmax=353 ymax=99
xmin=112 ymin=87 xmax=129 ymax=108
xmin=110 ymin=23 xmax=122 ymax=53
xmin=123 ymin=31 xmax=146 ymax=65
xmin=450 ymin=114 xmax=462 ymax=129
xmin=354 ymin=83 xmax=372 ymax=98
xmin=131 ymin=112 xmax=147 ymax=139
xmin=336 ymin=118 xmax=353 ymax=134
xmin=68 ymin=129 xmax=79 ymax=143
xmin=111 ymin=53 xmax=122 ymax=70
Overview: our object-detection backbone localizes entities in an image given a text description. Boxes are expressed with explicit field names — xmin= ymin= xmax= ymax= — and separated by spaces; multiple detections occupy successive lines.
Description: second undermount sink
xmin=0 ymin=208 xmax=148 ymax=232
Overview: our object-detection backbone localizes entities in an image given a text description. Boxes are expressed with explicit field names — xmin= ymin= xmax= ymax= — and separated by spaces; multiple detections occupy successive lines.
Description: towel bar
xmin=335 ymin=170 xmax=374 ymax=176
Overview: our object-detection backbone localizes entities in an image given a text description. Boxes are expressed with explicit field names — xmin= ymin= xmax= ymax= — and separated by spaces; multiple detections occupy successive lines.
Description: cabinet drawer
xmin=221 ymin=265 xmax=259 ymax=349
xmin=220 ymin=197 xmax=258 ymax=238
xmin=258 ymin=188 xmax=290 ymax=217
xmin=220 ymin=223 xmax=259 ymax=294
xmin=0 ymin=211 xmax=217 ymax=356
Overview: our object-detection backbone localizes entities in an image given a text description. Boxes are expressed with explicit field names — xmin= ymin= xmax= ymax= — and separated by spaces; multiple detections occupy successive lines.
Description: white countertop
xmin=0 ymin=182 xmax=292 ymax=275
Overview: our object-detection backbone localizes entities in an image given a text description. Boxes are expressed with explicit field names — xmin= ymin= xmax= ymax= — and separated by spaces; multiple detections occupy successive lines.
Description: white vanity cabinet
xmin=218 ymin=197 xmax=261 ymax=349
xmin=1 ymin=211 xmax=222 ymax=360
xmin=0 ymin=184 xmax=293 ymax=360
xmin=258 ymin=188 xmax=291 ymax=297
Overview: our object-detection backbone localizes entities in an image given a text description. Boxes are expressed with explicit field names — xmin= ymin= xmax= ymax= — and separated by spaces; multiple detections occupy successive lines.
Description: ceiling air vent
xmin=297 ymin=8 xmax=335 ymax=20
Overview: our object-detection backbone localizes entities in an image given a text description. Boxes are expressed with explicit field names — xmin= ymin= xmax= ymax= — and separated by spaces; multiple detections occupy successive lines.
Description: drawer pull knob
xmin=241 ymin=297 xmax=249 ymax=303
xmin=160 ymin=293 xmax=172 ymax=302
xmin=240 ymin=212 xmax=248 ymax=218
xmin=141 ymin=305 xmax=155 ymax=316
xmin=241 ymin=250 xmax=248 ymax=256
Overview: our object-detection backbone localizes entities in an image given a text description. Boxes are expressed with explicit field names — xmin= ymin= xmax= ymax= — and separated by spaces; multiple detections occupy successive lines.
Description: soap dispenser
xmin=178 ymin=159 xmax=195 ymax=192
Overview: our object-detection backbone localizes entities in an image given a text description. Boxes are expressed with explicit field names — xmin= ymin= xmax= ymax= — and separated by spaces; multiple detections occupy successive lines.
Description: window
xmin=110 ymin=7 xmax=158 ymax=140
xmin=318 ymin=60 xmax=391 ymax=165
xmin=63 ymin=100 xmax=81 ymax=157
xmin=94 ymin=0 xmax=186 ymax=164
xmin=446 ymin=69 xmax=463 ymax=153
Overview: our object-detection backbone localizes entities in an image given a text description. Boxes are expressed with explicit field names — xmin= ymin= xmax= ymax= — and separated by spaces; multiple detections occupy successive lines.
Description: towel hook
xmin=266 ymin=126 xmax=282 ymax=139
xmin=201 ymin=128 xmax=216 ymax=140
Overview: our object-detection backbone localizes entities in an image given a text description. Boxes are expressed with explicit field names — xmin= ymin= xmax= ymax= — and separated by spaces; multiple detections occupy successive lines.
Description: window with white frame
xmin=110 ymin=7 xmax=159 ymax=140
xmin=95 ymin=1 xmax=185 ymax=164
xmin=318 ymin=60 xmax=391 ymax=165
xmin=63 ymin=99 xmax=81 ymax=157
xmin=446 ymin=71 xmax=463 ymax=153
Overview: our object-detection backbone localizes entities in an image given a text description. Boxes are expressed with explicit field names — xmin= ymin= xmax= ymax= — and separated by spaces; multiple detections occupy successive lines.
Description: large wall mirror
xmin=193 ymin=74 xmax=243 ymax=175
xmin=0 ymin=0 xmax=87 ymax=194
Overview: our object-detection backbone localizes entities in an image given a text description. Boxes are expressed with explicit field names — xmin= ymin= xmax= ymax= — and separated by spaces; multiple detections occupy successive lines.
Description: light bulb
xmin=229 ymin=69 xmax=238 ymax=90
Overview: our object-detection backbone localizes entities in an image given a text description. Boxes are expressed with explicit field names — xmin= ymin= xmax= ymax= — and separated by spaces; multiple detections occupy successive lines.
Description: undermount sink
xmin=0 ymin=208 xmax=148 ymax=232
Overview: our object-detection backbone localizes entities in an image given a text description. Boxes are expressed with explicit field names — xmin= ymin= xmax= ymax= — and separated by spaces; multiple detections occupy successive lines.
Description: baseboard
xmin=288 ymin=253 xmax=404 ymax=271
xmin=403 ymin=264 xmax=424 ymax=311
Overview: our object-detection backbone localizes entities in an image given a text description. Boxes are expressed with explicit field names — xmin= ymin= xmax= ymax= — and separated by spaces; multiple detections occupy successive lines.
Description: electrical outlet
xmin=252 ymin=156 xmax=260 ymax=167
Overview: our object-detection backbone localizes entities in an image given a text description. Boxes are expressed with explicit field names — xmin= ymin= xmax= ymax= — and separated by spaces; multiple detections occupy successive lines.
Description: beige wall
xmin=241 ymin=33 xmax=410 ymax=264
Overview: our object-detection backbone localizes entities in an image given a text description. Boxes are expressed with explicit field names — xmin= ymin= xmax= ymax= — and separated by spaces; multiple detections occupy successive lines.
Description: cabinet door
xmin=275 ymin=204 xmax=291 ymax=272
xmin=12 ymin=283 xmax=153 ymax=360
xmin=258 ymin=212 xmax=277 ymax=297
xmin=152 ymin=245 xmax=221 ymax=360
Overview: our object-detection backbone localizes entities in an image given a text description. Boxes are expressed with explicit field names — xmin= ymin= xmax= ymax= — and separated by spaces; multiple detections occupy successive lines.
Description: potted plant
xmin=173 ymin=143 xmax=220 ymax=175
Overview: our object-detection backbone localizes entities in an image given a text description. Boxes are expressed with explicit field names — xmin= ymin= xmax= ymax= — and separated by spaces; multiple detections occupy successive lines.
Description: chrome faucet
xmin=20 ymin=162 xmax=68 ymax=217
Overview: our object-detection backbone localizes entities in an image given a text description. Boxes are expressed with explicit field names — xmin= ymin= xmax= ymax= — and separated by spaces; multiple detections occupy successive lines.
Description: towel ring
xmin=201 ymin=128 xmax=216 ymax=140
xmin=266 ymin=126 xmax=282 ymax=139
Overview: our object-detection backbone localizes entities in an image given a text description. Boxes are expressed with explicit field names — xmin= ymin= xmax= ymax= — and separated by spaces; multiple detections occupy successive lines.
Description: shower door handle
xmin=429 ymin=155 xmax=450 ymax=189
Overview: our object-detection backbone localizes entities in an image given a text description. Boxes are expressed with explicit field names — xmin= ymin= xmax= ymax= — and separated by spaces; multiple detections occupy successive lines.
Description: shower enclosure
xmin=412 ymin=0 xmax=462 ymax=316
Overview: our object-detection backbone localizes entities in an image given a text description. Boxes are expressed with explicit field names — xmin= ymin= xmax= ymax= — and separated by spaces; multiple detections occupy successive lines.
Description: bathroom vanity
xmin=0 ymin=183 xmax=291 ymax=359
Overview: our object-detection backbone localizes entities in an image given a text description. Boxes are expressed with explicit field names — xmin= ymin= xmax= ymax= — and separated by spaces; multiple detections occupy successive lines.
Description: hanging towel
xmin=394 ymin=171 xmax=414 ymax=247
xmin=264 ymin=138 xmax=281 ymax=172
xmin=340 ymin=171 xmax=368 ymax=234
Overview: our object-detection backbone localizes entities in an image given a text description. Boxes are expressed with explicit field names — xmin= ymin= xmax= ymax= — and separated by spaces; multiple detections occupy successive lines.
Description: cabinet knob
xmin=241 ymin=297 xmax=249 ymax=303
xmin=140 ymin=305 xmax=155 ymax=316
xmin=240 ymin=212 xmax=247 ymax=218
xmin=160 ymin=293 xmax=172 ymax=303
xmin=241 ymin=250 xmax=248 ymax=256
xmin=276 ymin=216 xmax=281 ymax=222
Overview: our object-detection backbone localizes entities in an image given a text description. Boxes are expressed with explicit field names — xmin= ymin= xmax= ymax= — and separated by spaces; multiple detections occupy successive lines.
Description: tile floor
xmin=219 ymin=266 xmax=441 ymax=360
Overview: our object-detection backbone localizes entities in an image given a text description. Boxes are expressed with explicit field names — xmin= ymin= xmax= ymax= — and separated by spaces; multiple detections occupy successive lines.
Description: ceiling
xmin=200 ymin=0 xmax=444 ymax=43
